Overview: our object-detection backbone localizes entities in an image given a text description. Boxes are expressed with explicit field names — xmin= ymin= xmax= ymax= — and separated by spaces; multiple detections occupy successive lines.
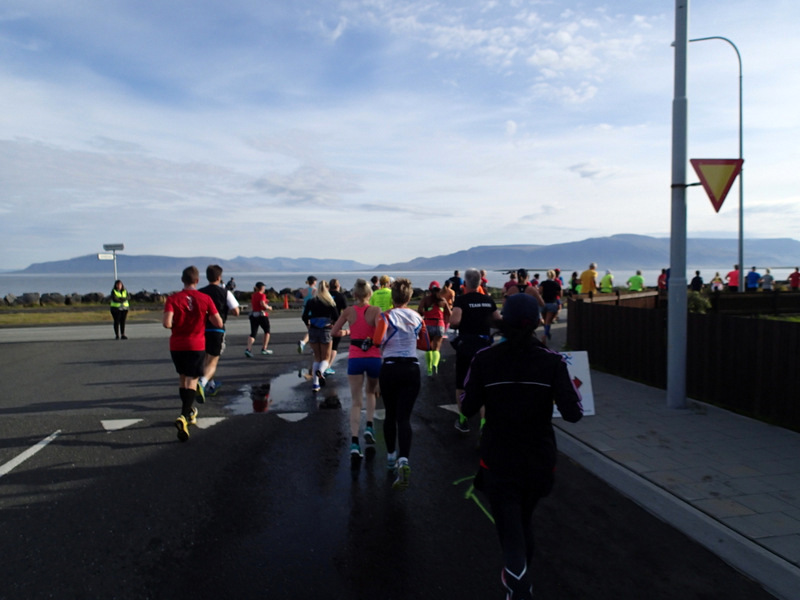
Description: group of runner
xmin=161 ymin=263 xmax=582 ymax=599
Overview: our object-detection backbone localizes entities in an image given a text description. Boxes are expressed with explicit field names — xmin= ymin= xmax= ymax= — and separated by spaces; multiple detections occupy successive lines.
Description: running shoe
xmin=386 ymin=451 xmax=397 ymax=472
xmin=188 ymin=406 xmax=198 ymax=426
xmin=364 ymin=426 xmax=376 ymax=445
xmin=427 ymin=368 xmax=433 ymax=376
xmin=392 ymin=459 xmax=410 ymax=489
xmin=261 ymin=348 xmax=273 ymax=355
xmin=350 ymin=442 xmax=363 ymax=458
xmin=245 ymin=349 xmax=253 ymax=358
xmin=316 ymin=370 xmax=326 ymax=387
xmin=312 ymin=385 xmax=321 ymax=393
xmin=207 ymin=380 xmax=221 ymax=397
xmin=297 ymin=340 xmax=305 ymax=354
xmin=175 ymin=415 xmax=190 ymax=442
xmin=454 ymin=415 xmax=471 ymax=433
xmin=324 ymin=368 xmax=335 ymax=375
xmin=195 ymin=382 xmax=206 ymax=404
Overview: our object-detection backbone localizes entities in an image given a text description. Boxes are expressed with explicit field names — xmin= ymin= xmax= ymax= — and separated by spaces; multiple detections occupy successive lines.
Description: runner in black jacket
xmin=460 ymin=293 xmax=583 ymax=600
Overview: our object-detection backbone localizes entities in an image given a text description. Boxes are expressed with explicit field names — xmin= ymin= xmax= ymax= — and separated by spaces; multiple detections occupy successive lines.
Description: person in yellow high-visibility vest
xmin=110 ymin=280 xmax=130 ymax=339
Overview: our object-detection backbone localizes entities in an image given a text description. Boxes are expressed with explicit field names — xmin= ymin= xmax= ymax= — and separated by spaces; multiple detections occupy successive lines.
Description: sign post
xmin=101 ymin=244 xmax=125 ymax=281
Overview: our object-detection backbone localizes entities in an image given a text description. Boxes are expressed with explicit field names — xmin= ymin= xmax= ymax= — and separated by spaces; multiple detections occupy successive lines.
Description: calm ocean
xmin=1 ymin=267 xmax=792 ymax=297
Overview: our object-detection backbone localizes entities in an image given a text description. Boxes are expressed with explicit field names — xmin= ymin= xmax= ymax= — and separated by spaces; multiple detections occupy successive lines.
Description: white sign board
xmin=554 ymin=351 xmax=595 ymax=417
xmin=97 ymin=253 xmax=114 ymax=260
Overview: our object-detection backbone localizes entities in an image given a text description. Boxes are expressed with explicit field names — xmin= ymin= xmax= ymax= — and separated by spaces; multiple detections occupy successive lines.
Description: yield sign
xmin=690 ymin=158 xmax=744 ymax=213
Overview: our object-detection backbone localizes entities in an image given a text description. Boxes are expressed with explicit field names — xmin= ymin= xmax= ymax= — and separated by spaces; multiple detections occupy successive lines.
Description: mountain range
xmin=13 ymin=234 xmax=800 ymax=274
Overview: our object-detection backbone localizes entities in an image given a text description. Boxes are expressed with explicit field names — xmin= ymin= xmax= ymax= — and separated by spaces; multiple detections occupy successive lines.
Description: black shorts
xmin=205 ymin=331 xmax=225 ymax=357
xmin=170 ymin=350 xmax=206 ymax=378
xmin=332 ymin=335 xmax=342 ymax=351
xmin=249 ymin=314 xmax=270 ymax=337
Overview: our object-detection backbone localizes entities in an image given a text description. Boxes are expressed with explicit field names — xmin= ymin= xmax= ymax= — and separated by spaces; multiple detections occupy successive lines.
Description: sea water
xmin=1 ymin=267 xmax=794 ymax=297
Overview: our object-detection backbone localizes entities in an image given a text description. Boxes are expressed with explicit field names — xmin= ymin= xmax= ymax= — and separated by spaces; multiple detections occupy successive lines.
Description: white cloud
xmin=0 ymin=0 xmax=798 ymax=270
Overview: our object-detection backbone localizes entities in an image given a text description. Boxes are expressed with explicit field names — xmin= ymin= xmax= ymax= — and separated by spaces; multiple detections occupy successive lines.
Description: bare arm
xmin=162 ymin=310 xmax=173 ymax=329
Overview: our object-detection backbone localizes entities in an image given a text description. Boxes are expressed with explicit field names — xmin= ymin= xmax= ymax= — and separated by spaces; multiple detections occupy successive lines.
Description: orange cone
xmin=283 ymin=294 xmax=289 ymax=309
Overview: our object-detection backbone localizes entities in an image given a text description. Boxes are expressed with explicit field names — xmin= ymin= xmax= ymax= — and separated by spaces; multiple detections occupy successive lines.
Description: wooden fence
xmin=567 ymin=297 xmax=800 ymax=432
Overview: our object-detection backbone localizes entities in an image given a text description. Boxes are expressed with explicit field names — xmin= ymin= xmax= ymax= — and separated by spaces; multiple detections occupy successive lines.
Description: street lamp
xmin=689 ymin=36 xmax=744 ymax=291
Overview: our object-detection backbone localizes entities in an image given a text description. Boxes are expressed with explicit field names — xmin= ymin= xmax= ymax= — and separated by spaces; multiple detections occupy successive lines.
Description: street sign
xmin=690 ymin=158 xmax=744 ymax=213
xmin=103 ymin=243 xmax=124 ymax=251
xmin=97 ymin=253 xmax=114 ymax=260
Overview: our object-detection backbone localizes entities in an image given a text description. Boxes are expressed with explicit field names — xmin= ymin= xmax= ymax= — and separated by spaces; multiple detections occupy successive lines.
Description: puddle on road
xmin=224 ymin=365 xmax=344 ymax=416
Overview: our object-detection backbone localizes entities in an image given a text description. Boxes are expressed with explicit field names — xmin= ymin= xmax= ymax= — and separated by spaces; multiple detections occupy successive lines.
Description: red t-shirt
xmin=164 ymin=289 xmax=218 ymax=351
xmin=789 ymin=272 xmax=800 ymax=288
xmin=251 ymin=291 xmax=267 ymax=312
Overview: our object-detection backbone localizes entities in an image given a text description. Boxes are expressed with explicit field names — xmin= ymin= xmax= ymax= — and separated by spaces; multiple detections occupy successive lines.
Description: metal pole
xmin=689 ymin=36 xmax=743 ymax=290
xmin=667 ymin=0 xmax=689 ymax=410
xmin=113 ymin=250 xmax=118 ymax=281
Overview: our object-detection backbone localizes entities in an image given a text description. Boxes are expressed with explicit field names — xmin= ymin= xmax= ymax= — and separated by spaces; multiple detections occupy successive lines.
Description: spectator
xmin=626 ymin=270 xmax=645 ymax=292
xmin=745 ymin=266 xmax=761 ymax=292
xmin=579 ymin=263 xmax=598 ymax=295
xmin=690 ymin=271 xmax=704 ymax=292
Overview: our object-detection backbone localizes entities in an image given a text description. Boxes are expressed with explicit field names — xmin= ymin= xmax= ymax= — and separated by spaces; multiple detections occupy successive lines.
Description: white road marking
xmin=195 ymin=417 xmax=226 ymax=429
xmin=0 ymin=430 xmax=61 ymax=478
xmin=440 ymin=404 xmax=461 ymax=415
xmin=101 ymin=419 xmax=143 ymax=431
xmin=277 ymin=413 xmax=308 ymax=423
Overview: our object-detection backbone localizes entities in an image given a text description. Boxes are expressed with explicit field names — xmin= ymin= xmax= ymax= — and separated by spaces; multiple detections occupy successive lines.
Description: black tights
xmin=111 ymin=308 xmax=128 ymax=337
xmin=485 ymin=472 xmax=553 ymax=599
xmin=379 ymin=361 xmax=421 ymax=458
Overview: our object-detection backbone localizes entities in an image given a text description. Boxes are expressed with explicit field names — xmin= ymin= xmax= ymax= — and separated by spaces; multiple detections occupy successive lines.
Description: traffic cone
xmin=283 ymin=294 xmax=289 ymax=309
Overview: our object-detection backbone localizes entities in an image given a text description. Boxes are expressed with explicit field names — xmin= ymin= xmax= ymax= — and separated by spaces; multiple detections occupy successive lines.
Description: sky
xmin=1 ymin=1 xmax=799 ymax=270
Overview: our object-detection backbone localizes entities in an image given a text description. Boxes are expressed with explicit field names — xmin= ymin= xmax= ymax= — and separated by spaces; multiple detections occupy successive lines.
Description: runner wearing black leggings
xmin=372 ymin=278 xmax=429 ymax=489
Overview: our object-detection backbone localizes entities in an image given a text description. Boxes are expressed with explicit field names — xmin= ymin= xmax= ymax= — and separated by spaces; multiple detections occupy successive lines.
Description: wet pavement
xmin=0 ymin=314 xmax=789 ymax=599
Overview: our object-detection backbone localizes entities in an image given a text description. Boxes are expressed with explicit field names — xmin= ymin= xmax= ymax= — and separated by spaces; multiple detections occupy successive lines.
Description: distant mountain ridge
xmin=17 ymin=255 xmax=373 ymax=274
xmin=14 ymin=235 xmax=800 ymax=274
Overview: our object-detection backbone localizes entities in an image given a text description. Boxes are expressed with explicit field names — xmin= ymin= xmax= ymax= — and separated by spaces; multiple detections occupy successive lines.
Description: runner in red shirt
xmin=789 ymin=268 xmax=800 ymax=292
xmin=163 ymin=266 xmax=223 ymax=442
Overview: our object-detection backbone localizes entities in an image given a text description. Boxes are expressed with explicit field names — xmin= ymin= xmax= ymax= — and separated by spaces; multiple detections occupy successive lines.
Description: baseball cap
xmin=429 ymin=281 xmax=441 ymax=290
xmin=501 ymin=293 xmax=540 ymax=329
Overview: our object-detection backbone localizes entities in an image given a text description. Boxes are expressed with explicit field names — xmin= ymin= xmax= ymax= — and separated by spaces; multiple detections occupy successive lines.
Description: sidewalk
xmin=554 ymin=370 xmax=800 ymax=600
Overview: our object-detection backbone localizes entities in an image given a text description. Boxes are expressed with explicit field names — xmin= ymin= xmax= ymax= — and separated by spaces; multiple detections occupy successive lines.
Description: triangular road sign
xmin=690 ymin=158 xmax=743 ymax=213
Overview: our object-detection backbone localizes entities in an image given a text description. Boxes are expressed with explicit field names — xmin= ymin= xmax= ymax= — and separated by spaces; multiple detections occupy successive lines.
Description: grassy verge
xmin=0 ymin=307 xmax=161 ymax=326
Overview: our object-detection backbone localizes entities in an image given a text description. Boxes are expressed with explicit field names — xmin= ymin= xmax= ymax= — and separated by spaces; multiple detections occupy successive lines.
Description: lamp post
xmin=689 ymin=36 xmax=744 ymax=291
xmin=667 ymin=0 xmax=689 ymax=410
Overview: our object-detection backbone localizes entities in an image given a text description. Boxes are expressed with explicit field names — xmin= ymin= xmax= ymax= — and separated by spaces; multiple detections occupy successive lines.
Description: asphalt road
xmin=0 ymin=316 xmax=776 ymax=599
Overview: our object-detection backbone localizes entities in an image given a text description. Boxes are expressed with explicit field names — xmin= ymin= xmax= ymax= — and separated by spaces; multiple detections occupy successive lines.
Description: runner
xmin=369 ymin=275 xmax=393 ymax=311
xmin=459 ymin=293 xmax=583 ymax=599
xmin=198 ymin=264 xmax=240 ymax=397
xmin=538 ymin=270 xmax=561 ymax=345
xmin=162 ymin=266 xmax=223 ymax=442
xmin=297 ymin=276 xmax=317 ymax=353
xmin=372 ymin=278 xmax=430 ymax=489
xmin=244 ymin=282 xmax=273 ymax=357
xmin=331 ymin=279 xmax=381 ymax=458
xmin=417 ymin=281 xmax=451 ymax=376
xmin=327 ymin=279 xmax=349 ymax=375
xmin=301 ymin=280 xmax=340 ymax=392
xmin=450 ymin=268 xmax=501 ymax=433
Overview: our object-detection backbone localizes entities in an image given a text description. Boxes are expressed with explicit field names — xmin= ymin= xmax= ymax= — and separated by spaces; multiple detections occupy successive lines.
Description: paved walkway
xmin=554 ymin=370 xmax=800 ymax=600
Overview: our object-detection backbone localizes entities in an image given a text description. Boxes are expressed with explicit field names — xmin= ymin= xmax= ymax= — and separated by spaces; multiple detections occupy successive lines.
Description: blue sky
xmin=1 ymin=1 xmax=799 ymax=270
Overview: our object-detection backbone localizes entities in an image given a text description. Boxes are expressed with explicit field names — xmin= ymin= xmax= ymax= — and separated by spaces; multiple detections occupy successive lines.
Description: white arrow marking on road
xmin=0 ymin=430 xmax=61 ymax=479
xmin=101 ymin=419 xmax=143 ymax=431
xmin=440 ymin=404 xmax=461 ymax=415
xmin=278 ymin=413 xmax=308 ymax=423
xmin=195 ymin=417 xmax=226 ymax=429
